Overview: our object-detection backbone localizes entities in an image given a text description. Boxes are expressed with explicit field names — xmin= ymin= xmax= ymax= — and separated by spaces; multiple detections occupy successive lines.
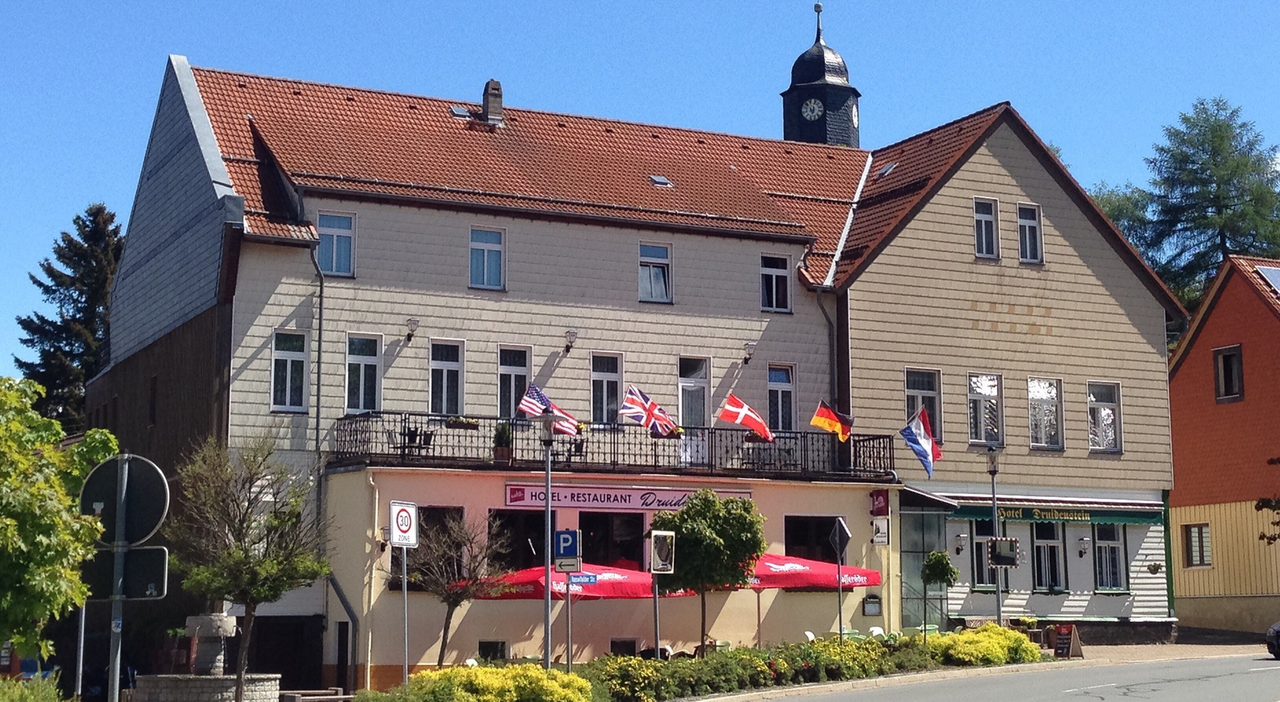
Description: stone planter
xmin=186 ymin=613 xmax=237 ymax=675
xmin=134 ymin=674 xmax=280 ymax=702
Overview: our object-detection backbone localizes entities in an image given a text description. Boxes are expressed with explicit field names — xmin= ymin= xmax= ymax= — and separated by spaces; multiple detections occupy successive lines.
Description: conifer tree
xmin=15 ymin=204 xmax=123 ymax=428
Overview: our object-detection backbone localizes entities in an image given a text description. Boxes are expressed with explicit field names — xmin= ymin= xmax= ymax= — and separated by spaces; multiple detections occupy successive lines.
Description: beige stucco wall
xmin=228 ymin=202 xmax=832 ymax=454
xmin=846 ymin=123 xmax=1172 ymax=494
xmin=325 ymin=468 xmax=895 ymax=683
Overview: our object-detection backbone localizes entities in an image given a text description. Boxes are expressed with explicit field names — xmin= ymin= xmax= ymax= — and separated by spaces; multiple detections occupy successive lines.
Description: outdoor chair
xmin=868 ymin=626 xmax=885 ymax=637
xmin=804 ymin=631 xmax=816 ymax=642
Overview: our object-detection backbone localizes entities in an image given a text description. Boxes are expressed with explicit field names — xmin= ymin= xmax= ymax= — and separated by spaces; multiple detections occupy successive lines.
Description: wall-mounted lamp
xmin=405 ymin=317 xmax=421 ymax=343
xmin=742 ymin=341 xmax=758 ymax=365
xmin=379 ymin=525 xmax=391 ymax=553
xmin=954 ymin=533 xmax=970 ymax=556
xmin=1077 ymin=536 xmax=1092 ymax=558
xmin=564 ymin=328 xmax=579 ymax=354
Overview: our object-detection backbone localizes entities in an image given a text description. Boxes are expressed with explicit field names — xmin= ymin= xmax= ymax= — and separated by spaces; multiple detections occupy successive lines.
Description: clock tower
xmin=782 ymin=3 xmax=860 ymax=148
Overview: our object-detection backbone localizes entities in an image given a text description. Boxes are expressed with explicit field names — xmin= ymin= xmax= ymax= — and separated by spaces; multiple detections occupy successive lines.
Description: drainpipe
xmin=328 ymin=575 xmax=359 ymax=693
xmin=310 ymin=245 xmax=326 ymax=475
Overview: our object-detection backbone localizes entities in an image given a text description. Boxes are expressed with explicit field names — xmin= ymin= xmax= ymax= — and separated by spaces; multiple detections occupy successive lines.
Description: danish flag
xmin=718 ymin=393 xmax=774 ymax=442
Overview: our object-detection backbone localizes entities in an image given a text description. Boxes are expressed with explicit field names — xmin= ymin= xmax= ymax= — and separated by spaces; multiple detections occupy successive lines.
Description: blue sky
xmin=2 ymin=0 xmax=1279 ymax=376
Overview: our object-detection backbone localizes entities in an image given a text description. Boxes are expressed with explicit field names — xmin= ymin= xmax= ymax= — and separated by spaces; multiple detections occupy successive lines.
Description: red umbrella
xmin=750 ymin=553 xmax=882 ymax=590
xmin=477 ymin=562 xmax=693 ymax=601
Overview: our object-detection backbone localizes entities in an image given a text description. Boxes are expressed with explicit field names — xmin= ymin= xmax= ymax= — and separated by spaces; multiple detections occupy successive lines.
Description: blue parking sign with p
xmin=555 ymin=529 xmax=579 ymax=558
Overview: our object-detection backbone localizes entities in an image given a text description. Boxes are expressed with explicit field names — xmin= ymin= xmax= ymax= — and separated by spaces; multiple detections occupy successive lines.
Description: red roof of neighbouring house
xmin=1170 ymin=255 xmax=1280 ymax=377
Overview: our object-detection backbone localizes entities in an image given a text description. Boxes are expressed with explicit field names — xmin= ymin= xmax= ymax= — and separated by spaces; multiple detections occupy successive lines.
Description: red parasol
xmin=476 ymin=562 xmax=693 ymax=601
xmin=750 ymin=553 xmax=882 ymax=590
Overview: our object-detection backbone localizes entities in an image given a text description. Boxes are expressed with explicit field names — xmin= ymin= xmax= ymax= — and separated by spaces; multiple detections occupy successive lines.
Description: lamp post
xmin=986 ymin=445 xmax=1003 ymax=627
xmin=538 ymin=410 xmax=556 ymax=670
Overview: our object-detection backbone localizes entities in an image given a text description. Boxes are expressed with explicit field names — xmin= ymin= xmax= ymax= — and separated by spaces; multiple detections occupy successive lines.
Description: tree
xmin=0 ymin=377 xmax=117 ymax=657
xmin=400 ymin=512 xmax=510 ymax=666
xmin=1093 ymin=98 xmax=1280 ymax=309
xmin=164 ymin=436 xmax=329 ymax=702
xmin=648 ymin=489 xmax=766 ymax=653
xmin=15 ymin=204 xmax=124 ymax=428
xmin=920 ymin=550 xmax=959 ymax=645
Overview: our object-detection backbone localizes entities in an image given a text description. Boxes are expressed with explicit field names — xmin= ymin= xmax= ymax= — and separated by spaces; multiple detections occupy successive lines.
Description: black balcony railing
xmin=331 ymin=412 xmax=895 ymax=480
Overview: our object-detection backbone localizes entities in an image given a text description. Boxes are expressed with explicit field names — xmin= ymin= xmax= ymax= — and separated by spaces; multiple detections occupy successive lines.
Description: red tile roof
xmin=1229 ymin=255 xmax=1280 ymax=317
xmin=1170 ymin=255 xmax=1280 ymax=376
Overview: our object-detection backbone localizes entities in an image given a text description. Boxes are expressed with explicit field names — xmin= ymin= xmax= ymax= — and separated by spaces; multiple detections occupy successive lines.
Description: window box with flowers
xmin=445 ymin=416 xmax=480 ymax=430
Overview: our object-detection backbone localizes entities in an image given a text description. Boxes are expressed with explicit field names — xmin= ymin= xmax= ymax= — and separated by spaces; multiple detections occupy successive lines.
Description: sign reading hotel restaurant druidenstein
xmin=389 ymin=501 xmax=419 ymax=549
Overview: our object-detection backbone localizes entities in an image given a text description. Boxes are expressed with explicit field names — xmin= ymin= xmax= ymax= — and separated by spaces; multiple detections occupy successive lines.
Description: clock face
xmin=851 ymin=102 xmax=859 ymax=129
xmin=801 ymin=98 xmax=824 ymax=121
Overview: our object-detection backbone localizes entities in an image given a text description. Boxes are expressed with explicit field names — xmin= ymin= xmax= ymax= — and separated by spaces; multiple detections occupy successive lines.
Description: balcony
xmin=331 ymin=412 xmax=896 ymax=481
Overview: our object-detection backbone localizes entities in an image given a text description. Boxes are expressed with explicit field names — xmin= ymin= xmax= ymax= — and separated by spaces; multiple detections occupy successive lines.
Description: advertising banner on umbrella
xmin=479 ymin=563 xmax=694 ymax=601
xmin=749 ymin=553 xmax=882 ymax=590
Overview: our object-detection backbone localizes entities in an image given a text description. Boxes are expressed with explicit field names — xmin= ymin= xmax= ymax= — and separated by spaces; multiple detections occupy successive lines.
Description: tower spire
xmin=814 ymin=2 xmax=824 ymax=43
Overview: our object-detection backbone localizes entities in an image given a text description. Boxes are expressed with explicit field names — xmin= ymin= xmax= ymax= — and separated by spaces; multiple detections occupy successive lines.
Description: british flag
xmin=618 ymin=385 xmax=679 ymax=436
xmin=517 ymin=384 xmax=579 ymax=435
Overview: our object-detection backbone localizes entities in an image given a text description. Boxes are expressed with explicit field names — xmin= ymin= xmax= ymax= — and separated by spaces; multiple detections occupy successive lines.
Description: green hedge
xmin=0 ymin=679 xmax=63 ymax=702
xmin=926 ymin=623 xmax=1043 ymax=666
xmin=355 ymin=664 xmax=593 ymax=702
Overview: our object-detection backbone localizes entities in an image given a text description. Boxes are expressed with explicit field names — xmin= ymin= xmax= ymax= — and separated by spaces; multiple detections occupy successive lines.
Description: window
xmin=498 ymin=347 xmax=529 ymax=418
xmin=431 ymin=342 xmax=463 ymax=415
xmin=768 ymin=365 xmax=795 ymax=431
xmin=785 ymin=516 xmax=839 ymax=563
xmin=972 ymin=519 xmax=998 ymax=588
xmin=610 ymin=640 xmax=638 ymax=657
xmin=1214 ymin=345 xmax=1243 ymax=402
xmin=1184 ymin=524 xmax=1211 ymax=567
xmin=477 ymin=641 xmax=507 ymax=661
xmin=591 ymin=354 xmax=622 ymax=425
xmin=1032 ymin=521 xmax=1064 ymax=591
xmin=905 ymin=369 xmax=942 ymax=441
xmin=1094 ymin=524 xmax=1126 ymax=590
xmin=272 ymin=331 xmax=307 ymax=411
xmin=390 ymin=506 xmax=462 ymax=591
xmin=973 ymin=198 xmax=998 ymax=258
xmin=490 ymin=509 xmax=554 ymax=570
xmin=639 ymin=243 xmax=672 ymax=302
xmin=345 ymin=335 xmax=379 ymax=413
xmin=1018 ymin=204 xmax=1042 ymax=263
xmin=900 ymin=511 xmax=948 ymax=629
xmin=469 ymin=228 xmax=504 ymax=289
xmin=1087 ymin=382 xmax=1121 ymax=451
xmin=581 ymin=511 xmax=643 ymax=569
xmin=967 ymin=373 xmax=1002 ymax=445
xmin=761 ymin=255 xmax=791 ymax=312
xmin=1027 ymin=377 xmax=1062 ymax=449
xmin=317 ymin=213 xmax=354 ymax=275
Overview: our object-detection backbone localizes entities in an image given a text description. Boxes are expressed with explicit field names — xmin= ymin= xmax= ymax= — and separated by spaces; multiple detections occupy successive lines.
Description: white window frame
xmin=1017 ymin=202 xmax=1043 ymax=264
xmin=1184 ymin=523 xmax=1212 ymax=568
xmin=317 ymin=211 xmax=356 ymax=276
xmin=905 ymin=367 xmax=943 ymax=443
xmin=344 ymin=333 xmax=381 ymax=414
xmin=760 ymin=254 xmax=792 ymax=313
xmin=271 ymin=330 xmax=308 ymax=412
xmin=1032 ymin=521 xmax=1065 ymax=591
xmin=1093 ymin=523 xmax=1127 ymax=591
xmin=973 ymin=197 xmax=999 ymax=259
xmin=767 ymin=364 xmax=796 ymax=432
xmin=1087 ymin=380 xmax=1123 ymax=452
xmin=469 ymin=227 xmax=505 ymax=290
xmin=967 ymin=372 xmax=1003 ymax=445
xmin=590 ymin=353 xmax=624 ymax=425
xmin=972 ymin=519 xmax=998 ymax=588
xmin=497 ymin=345 xmax=530 ymax=419
xmin=638 ymin=242 xmax=673 ymax=303
xmin=1027 ymin=376 xmax=1063 ymax=450
xmin=430 ymin=339 xmax=465 ymax=416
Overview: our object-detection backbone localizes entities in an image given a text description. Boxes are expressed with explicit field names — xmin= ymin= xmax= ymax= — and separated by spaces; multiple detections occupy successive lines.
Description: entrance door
xmin=678 ymin=358 xmax=710 ymax=465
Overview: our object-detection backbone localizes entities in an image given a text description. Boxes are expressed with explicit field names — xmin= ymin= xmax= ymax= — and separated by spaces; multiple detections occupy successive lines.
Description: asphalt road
xmin=798 ymin=654 xmax=1278 ymax=701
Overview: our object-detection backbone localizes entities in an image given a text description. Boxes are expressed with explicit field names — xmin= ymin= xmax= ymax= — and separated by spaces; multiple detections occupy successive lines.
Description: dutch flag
xmin=900 ymin=407 xmax=942 ymax=478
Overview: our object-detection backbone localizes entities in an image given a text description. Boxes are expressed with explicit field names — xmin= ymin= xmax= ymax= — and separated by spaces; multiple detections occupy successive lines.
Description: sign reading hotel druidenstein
xmin=505 ymin=483 xmax=750 ymax=510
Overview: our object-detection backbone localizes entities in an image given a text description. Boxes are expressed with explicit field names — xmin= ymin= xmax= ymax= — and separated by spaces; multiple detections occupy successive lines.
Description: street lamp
xmin=537 ymin=409 xmax=557 ymax=669
xmin=986 ymin=445 xmax=1003 ymax=627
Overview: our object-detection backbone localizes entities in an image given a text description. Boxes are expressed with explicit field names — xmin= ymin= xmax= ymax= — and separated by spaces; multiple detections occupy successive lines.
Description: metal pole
xmin=652 ymin=579 xmax=660 ymax=659
xmin=543 ymin=434 xmax=553 ymax=670
xmin=75 ymin=605 xmax=85 ymax=698
xmin=565 ymin=590 xmax=573 ymax=672
xmin=837 ymin=550 xmax=845 ymax=638
xmin=401 ymin=545 xmax=409 ymax=684
xmin=991 ymin=470 xmax=1003 ymax=627
xmin=108 ymin=455 xmax=129 ymax=702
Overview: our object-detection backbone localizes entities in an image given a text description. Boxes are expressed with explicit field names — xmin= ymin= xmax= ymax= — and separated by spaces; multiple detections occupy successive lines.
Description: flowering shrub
xmin=356 ymin=664 xmax=593 ymax=702
xmin=926 ymin=623 xmax=1042 ymax=666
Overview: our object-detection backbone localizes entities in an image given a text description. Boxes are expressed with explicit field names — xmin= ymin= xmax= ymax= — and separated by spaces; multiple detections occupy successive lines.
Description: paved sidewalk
xmin=1083 ymin=642 xmax=1265 ymax=663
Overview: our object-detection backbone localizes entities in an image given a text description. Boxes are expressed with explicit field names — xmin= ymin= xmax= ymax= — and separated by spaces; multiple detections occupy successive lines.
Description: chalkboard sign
xmin=1054 ymin=624 xmax=1083 ymax=658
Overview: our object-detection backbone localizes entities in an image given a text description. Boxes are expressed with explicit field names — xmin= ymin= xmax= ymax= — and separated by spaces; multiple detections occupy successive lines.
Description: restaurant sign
xmin=952 ymin=505 xmax=1162 ymax=525
xmin=505 ymin=483 xmax=751 ymax=511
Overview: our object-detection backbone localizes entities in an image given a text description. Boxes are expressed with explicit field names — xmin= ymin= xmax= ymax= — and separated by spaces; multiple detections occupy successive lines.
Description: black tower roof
xmin=789 ymin=3 xmax=851 ymax=89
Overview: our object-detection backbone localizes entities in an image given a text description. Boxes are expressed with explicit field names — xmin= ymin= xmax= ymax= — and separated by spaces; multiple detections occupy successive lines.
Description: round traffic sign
xmin=396 ymin=508 xmax=412 ymax=535
xmin=79 ymin=454 xmax=170 ymax=547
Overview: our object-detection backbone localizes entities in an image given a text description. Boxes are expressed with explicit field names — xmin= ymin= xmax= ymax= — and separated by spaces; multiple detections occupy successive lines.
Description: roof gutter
xmin=822 ymin=155 xmax=874 ymax=288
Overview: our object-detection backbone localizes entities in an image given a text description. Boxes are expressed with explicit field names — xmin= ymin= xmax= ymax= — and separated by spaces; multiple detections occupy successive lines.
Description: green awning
xmin=951 ymin=505 xmax=1162 ymax=525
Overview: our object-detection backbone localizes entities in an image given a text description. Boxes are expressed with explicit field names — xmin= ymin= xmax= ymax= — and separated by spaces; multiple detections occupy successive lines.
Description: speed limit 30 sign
xmin=389 ymin=501 xmax=419 ymax=549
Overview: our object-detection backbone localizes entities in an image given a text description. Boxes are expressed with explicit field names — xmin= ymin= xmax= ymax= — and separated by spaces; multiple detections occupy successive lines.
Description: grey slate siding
xmin=109 ymin=55 xmax=241 ymax=364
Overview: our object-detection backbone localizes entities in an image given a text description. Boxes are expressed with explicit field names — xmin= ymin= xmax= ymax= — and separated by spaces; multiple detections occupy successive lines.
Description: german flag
xmin=809 ymin=401 xmax=853 ymax=442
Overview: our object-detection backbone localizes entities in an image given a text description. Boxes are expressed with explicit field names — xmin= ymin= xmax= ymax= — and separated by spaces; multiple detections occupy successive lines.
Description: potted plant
xmin=493 ymin=421 xmax=514 ymax=464
xmin=921 ymin=550 xmax=959 ymax=645
xmin=445 ymin=416 xmax=480 ymax=430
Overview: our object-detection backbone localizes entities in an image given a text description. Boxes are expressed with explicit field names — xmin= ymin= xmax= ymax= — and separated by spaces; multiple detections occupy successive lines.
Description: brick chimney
xmin=481 ymin=79 xmax=503 ymax=126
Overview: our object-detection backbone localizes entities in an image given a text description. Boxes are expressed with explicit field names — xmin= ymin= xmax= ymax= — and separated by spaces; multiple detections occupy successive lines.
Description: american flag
xmin=618 ymin=385 xmax=678 ymax=436
xmin=517 ymin=384 xmax=579 ymax=435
